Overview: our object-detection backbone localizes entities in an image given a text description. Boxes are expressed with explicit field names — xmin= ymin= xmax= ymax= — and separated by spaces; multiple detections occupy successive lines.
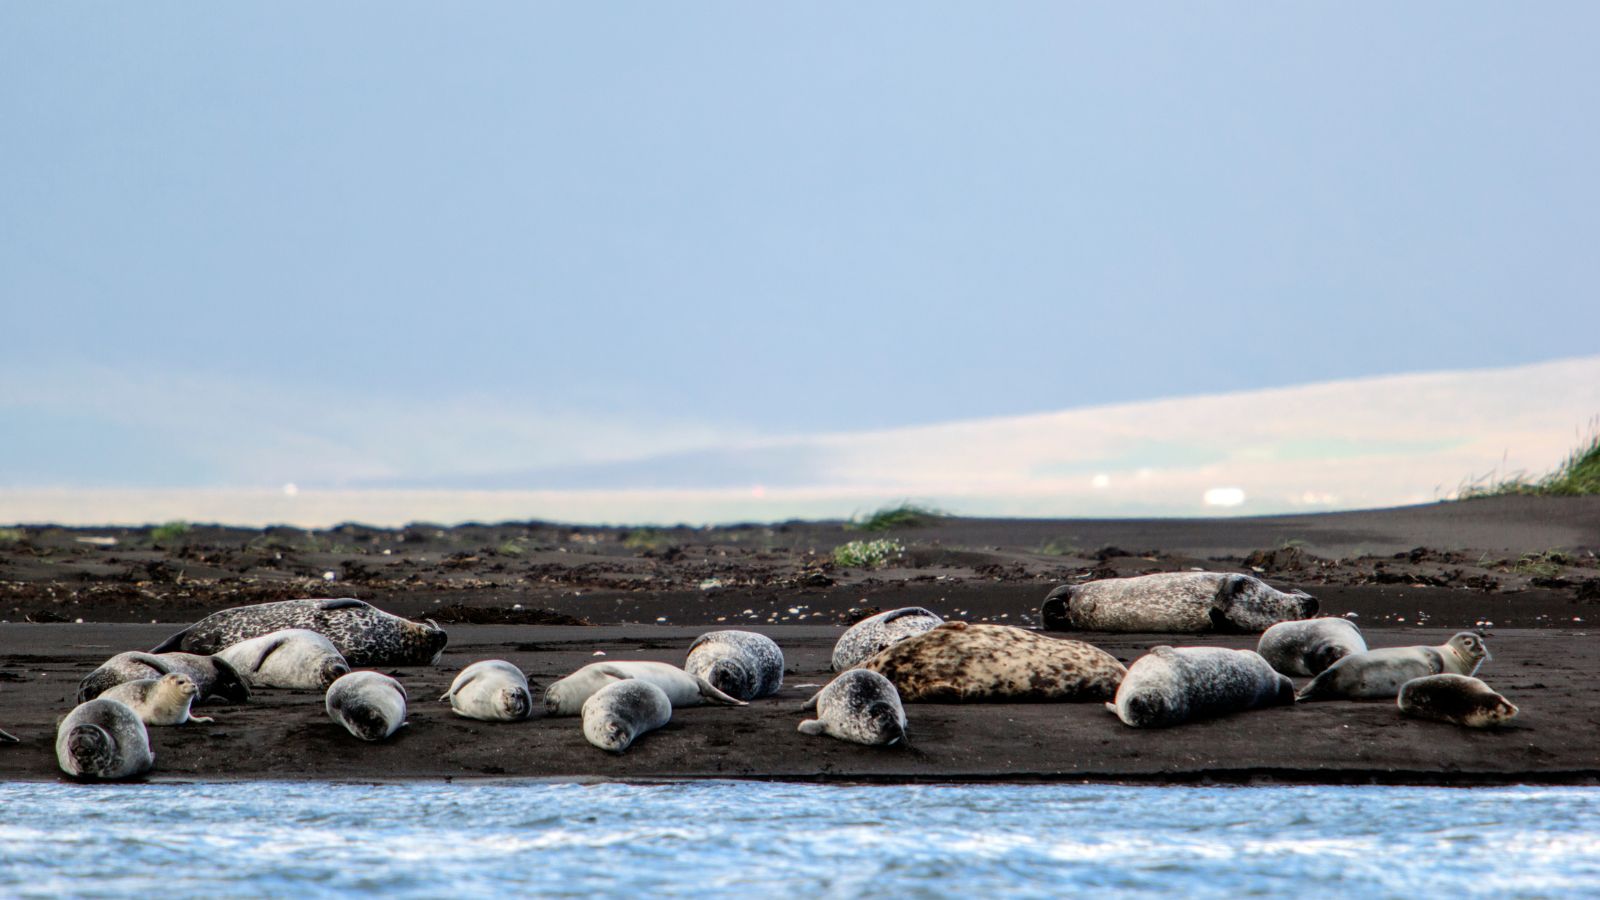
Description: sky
xmin=3 ymin=5 xmax=1599 ymax=521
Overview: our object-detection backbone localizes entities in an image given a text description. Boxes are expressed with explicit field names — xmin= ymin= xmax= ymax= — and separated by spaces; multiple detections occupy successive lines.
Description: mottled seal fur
xmin=582 ymin=680 xmax=672 ymax=753
xmin=214 ymin=629 xmax=350 ymax=691
xmin=859 ymin=622 xmax=1126 ymax=702
xmin=831 ymin=607 xmax=944 ymax=672
xmin=1108 ymin=647 xmax=1294 ymax=728
xmin=1297 ymin=632 xmax=1489 ymax=702
xmin=685 ymin=630 xmax=784 ymax=701
xmin=799 ymin=669 xmax=908 ymax=746
xmin=78 ymin=651 xmax=250 ymax=705
xmin=55 ymin=698 xmax=154 ymax=780
xmin=1257 ymin=617 xmax=1368 ymax=676
xmin=325 ymin=671 xmax=408 ymax=741
xmin=1041 ymin=572 xmax=1317 ymax=633
xmin=98 ymin=674 xmax=213 ymax=726
xmin=1398 ymin=674 xmax=1518 ymax=728
xmin=543 ymin=661 xmax=746 ymax=717
xmin=151 ymin=598 xmax=447 ymax=667
xmin=441 ymin=660 xmax=533 ymax=722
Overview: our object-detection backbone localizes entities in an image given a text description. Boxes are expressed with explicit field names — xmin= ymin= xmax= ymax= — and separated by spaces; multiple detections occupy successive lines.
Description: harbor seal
xmin=582 ymin=680 xmax=672 ymax=753
xmin=684 ymin=630 xmax=784 ymax=701
xmin=151 ymin=598 xmax=447 ymax=667
xmin=1041 ymin=572 xmax=1317 ymax=633
xmin=831 ymin=607 xmax=944 ymax=672
xmin=1297 ymin=632 xmax=1489 ymax=702
xmin=543 ymin=661 xmax=747 ymax=717
xmin=78 ymin=651 xmax=250 ymax=705
xmin=98 ymin=674 xmax=213 ymax=726
xmin=798 ymin=669 xmax=908 ymax=746
xmin=55 ymin=698 xmax=154 ymax=780
xmin=859 ymin=622 xmax=1126 ymax=702
xmin=1397 ymin=674 xmax=1518 ymax=728
xmin=325 ymin=671 xmax=408 ymax=741
xmin=1257 ymin=617 xmax=1368 ymax=676
xmin=1107 ymin=646 xmax=1294 ymax=728
xmin=214 ymin=629 xmax=350 ymax=690
xmin=441 ymin=660 xmax=533 ymax=722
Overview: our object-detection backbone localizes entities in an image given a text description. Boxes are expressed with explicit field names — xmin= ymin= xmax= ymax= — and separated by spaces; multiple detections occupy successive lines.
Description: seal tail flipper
xmin=439 ymin=672 xmax=479 ymax=703
xmin=0 ymin=728 xmax=18 ymax=743
xmin=1295 ymin=673 xmax=1330 ymax=702
xmin=797 ymin=719 xmax=825 ymax=736
xmin=692 ymin=674 xmax=747 ymax=707
xmin=149 ymin=627 xmax=193 ymax=654
xmin=318 ymin=598 xmax=370 ymax=611
xmin=800 ymin=688 xmax=823 ymax=711
xmin=187 ymin=714 xmax=215 ymax=724
xmin=1103 ymin=701 xmax=1118 ymax=715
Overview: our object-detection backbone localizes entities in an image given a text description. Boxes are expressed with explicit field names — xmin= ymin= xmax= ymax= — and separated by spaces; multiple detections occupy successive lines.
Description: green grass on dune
xmin=848 ymin=503 xmax=948 ymax=532
xmin=1460 ymin=429 xmax=1600 ymax=499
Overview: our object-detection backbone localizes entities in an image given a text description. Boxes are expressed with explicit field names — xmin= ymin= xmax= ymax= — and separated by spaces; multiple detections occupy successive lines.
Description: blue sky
xmin=3 ymin=5 xmax=1599 ymax=501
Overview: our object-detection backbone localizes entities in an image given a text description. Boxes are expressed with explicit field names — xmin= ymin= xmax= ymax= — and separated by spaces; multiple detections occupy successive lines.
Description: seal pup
xmin=151 ymin=598 xmax=447 ymax=667
xmin=1257 ymin=617 xmax=1368 ymax=677
xmin=441 ymin=660 xmax=533 ymax=722
xmin=98 ymin=674 xmax=213 ymax=726
xmin=214 ymin=629 xmax=351 ymax=691
xmin=543 ymin=661 xmax=746 ymax=717
xmin=1297 ymin=632 xmax=1489 ymax=702
xmin=684 ymin=630 xmax=784 ymax=701
xmin=55 ymin=698 xmax=154 ymax=780
xmin=799 ymin=669 xmax=908 ymax=746
xmin=78 ymin=651 xmax=250 ymax=705
xmin=1041 ymin=572 xmax=1317 ymax=633
xmin=325 ymin=671 xmax=408 ymax=741
xmin=1108 ymin=647 xmax=1294 ymax=728
xmin=1398 ymin=674 xmax=1518 ymax=728
xmin=859 ymin=622 xmax=1126 ymax=702
xmin=831 ymin=607 xmax=944 ymax=672
xmin=582 ymin=680 xmax=672 ymax=753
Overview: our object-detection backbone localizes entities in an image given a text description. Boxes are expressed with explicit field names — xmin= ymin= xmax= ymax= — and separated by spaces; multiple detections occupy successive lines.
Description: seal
xmin=97 ymin=674 xmax=214 ymax=726
xmin=831 ymin=607 xmax=944 ymax=672
xmin=1041 ymin=572 xmax=1317 ymax=633
xmin=684 ymin=630 xmax=784 ymax=701
xmin=1257 ymin=617 xmax=1368 ymax=676
xmin=78 ymin=651 xmax=250 ymax=705
xmin=441 ymin=660 xmax=534 ymax=722
xmin=543 ymin=661 xmax=747 ymax=717
xmin=859 ymin=622 xmax=1126 ymax=702
xmin=582 ymin=680 xmax=672 ymax=753
xmin=214 ymin=629 xmax=351 ymax=691
xmin=798 ymin=669 xmax=908 ymax=746
xmin=55 ymin=698 xmax=154 ymax=780
xmin=1398 ymin=674 xmax=1518 ymax=728
xmin=150 ymin=598 xmax=448 ymax=667
xmin=1107 ymin=646 xmax=1295 ymax=728
xmin=1297 ymin=632 xmax=1489 ymax=702
xmin=325 ymin=671 xmax=408 ymax=741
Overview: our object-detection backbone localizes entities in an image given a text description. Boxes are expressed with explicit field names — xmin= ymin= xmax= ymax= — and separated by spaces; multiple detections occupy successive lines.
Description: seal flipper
xmin=318 ymin=598 xmax=370 ymax=611
xmin=0 ymin=728 xmax=18 ymax=743
xmin=800 ymin=687 xmax=824 ymax=711
xmin=691 ymin=674 xmax=747 ymax=707
xmin=247 ymin=635 xmax=291 ymax=675
xmin=880 ymin=607 xmax=939 ymax=625
xmin=149 ymin=627 xmax=194 ymax=655
xmin=797 ymin=719 xmax=826 ymax=736
xmin=439 ymin=672 xmax=480 ymax=702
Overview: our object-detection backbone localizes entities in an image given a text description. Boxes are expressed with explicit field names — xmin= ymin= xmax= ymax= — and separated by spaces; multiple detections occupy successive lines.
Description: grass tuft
xmin=832 ymin=538 xmax=904 ymax=569
xmin=849 ymin=503 xmax=947 ymax=532
xmin=1460 ymin=425 xmax=1600 ymax=498
xmin=150 ymin=521 xmax=191 ymax=544
xmin=1513 ymin=550 xmax=1570 ymax=578
xmin=0 ymin=527 xmax=23 ymax=545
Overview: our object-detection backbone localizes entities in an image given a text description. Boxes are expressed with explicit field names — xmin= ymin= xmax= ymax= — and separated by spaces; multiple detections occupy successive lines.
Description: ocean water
xmin=1 ymin=782 xmax=1597 ymax=898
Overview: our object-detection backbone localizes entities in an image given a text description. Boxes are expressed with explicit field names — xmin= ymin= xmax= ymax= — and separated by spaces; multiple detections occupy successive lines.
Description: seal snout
xmin=1294 ymin=592 xmax=1319 ymax=618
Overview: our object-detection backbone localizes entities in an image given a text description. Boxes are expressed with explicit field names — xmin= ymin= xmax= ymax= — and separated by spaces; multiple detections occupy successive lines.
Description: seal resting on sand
xmin=1107 ymin=646 xmax=1294 ymax=728
xmin=1297 ymin=632 xmax=1489 ymax=702
xmin=684 ymin=630 xmax=784 ymax=701
xmin=325 ymin=671 xmax=408 ymax=741
xmin=1041 ymin=572 xmax=1316 ymax=633
xmin=543 ymin=661 xmax=746 ymax=717
xmin=1398 ymin=674 xmax=1518 ymax=728
xmin=152 ymin=598 xmax=447 ymax=667
xmin=98 ymin=674 xmax=212 ymax=726
xmin=799 ymin=669 xmax=908 ymax=746
xmin=55 ymin=698 xmax=154 ymax=780
xmin=441 ymin=660 xmax=534 ymax=722
xmin=582 ymin=680 xmax=672 ymax=753
xmin=1257 ymin=617 xmax=1367 ymax=676
xmin=831 ymin=607 xmax=944 ymax=672
xmin=859 ymin=622 xmax=1125 ymax=702
xmin=78 ymin=651 xmax=250 ymax=705
xmin=214 ymin=629 xmax=350 ymax=690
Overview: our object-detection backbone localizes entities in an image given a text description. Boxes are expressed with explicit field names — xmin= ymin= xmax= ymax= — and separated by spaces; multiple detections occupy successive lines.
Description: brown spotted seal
xmin=78 ymin=651 xmax=251 ymax=705
xmin=859 ymin=622 xmax=1125 ymax=702
xmin=1042 ymin=572 xmax=1316 ymax=633
xmin=98 ymin=674 xmax=213 ymax=726
xmin=152 ymin=598 xmax=447 ymax=667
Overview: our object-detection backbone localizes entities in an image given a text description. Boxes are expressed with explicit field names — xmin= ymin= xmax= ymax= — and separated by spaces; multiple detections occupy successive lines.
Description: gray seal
xmin=98 ymin=673 xmax=214 ymax=726
xmin=55 ymin=698 xmax=154 ymax=780
xmin=441 ymin=660 xmax=533 ymax=722
xmin=831 ymin=607 xmax=944 ymax=672
xmin=860 ymin=622 xmax=1126 ymax=703
xmin=1257 ymin=617 xmax=1368 ymax=676
xmin=78 ymin=651 xmax=251 ymax=705
xmin=543 ymin=661 xmax=746 ymax=717
xmin=325 ymin=671 xmax=408 ymax=741
xmin=1297 ymin=632 xmax=1489 ymax=702
xmin=214 ymin=629 xmax=351 ymax=690
xmin=1041 ymin=572 xmax=1317 ymax=633
xmin=1108 ymin=646 xmax=1294 ymax=728
xmin=799 ymin=669 xmax=908 ymax=746
xmin=684 ymin=630 xmax=784 ymax=701
xmin=1398 ymin=674 xmax=1518 ymax=728
xmin=151 ymin=598 xmax=447 ymax=667
xmin=582 ymin=680 xmax=672 ymax=753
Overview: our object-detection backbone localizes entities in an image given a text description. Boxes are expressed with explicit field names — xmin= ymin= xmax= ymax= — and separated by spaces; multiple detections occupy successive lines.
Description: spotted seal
xmin=151 ymin=598 xmax=447 ymax=667
xmin=1297 ymin=632 xmax=1488 ymax=702
xmin=325 ymin=671 xmax=408 ymax=741
xmin=1397 ymin=674 xmax=1518 ymax=728
xmin=441 ymin=660 xmax=533 ymax=722
xmin=799 ymin=669 xmax=908 ymax=746
xmin=859 ymin=622 xmax=1126 ymax=702
xmin=684 ymin=630 xmax=784 ymax=701
xmin=1108 ymin=646 xmax=1294 ymax=728
xmin=543 ymin=661 xmax=746 ymax=717
xmin=98 ymin=674 xmax=213 ymax=726
xmin=55 ymin=698 xmax=154 ymax=780
xmin=214 ymin=629 xmax=351 ymax=690
xmin=831 ymin=607 xmax=944 ymax=672
xmin=582 ymin=680 xmax=673 ymax=753
xmin=1041 ymin=572 xmax=1317 ymax=633
xmin=78 ymin=651 xmax=251 ymax=705
xmin=1257 ymin=617 xmax=1367 ymax=676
